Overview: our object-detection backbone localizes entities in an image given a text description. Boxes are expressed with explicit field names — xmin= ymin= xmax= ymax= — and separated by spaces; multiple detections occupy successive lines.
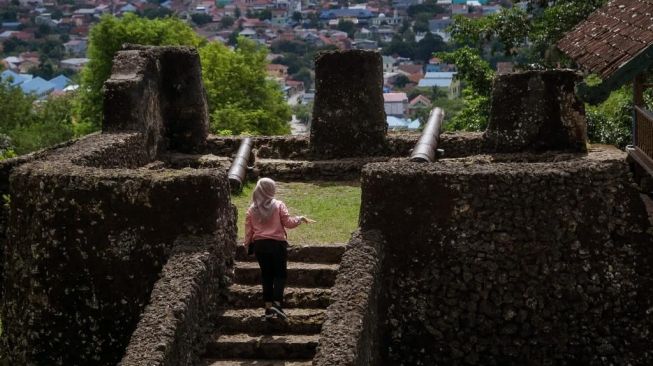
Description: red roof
xmin=558 ymin=0 xmax=653 ymax=79
xmin=384 ymin=92 xmax=408 ymax=103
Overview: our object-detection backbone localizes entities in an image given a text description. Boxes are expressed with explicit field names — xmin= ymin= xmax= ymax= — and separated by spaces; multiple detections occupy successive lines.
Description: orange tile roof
xmin=558 ymin=0 xmax=653 ymax=79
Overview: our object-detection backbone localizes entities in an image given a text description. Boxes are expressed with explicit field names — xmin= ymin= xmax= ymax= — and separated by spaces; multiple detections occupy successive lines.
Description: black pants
xmin=253 ymin=239 xmax=288 ymax=304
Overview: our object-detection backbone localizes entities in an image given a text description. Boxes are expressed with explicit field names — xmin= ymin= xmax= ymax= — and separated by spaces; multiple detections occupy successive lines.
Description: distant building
xmin=267 ymin=64 xmax=289 ymax=79
xmin=383 ymin=55 xmax=397 ymax=73
xmin=384 ymin=92 xmax=409 ymax=117
xmin=319 ymin=8 xmax=374 ymax=23
xmin=387 ymin=115 xmax=420 ymax=130
xmin=60 ymin=58 xmax=89 ymax=71
xmin=418 ymin=71 xmax=460 ymax=98
xmin=64 ymin=39 xmax=88 ymax=57
xmin=20 ymin=77 xmax=56 ymax=98
xmin=496 ymin=61 xmax=514 ymax=75
xmin=353 ymin=39 xmax=378 ymax=50
xmin=408 ymin=94 xmax=432 ymax=116
xmin=1 ymin=70 xmax=74 ymax=98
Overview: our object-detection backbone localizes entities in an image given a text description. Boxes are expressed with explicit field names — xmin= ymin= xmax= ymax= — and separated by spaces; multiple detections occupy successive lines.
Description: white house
xmin=383 ymin=92 xmax=409 ymax=117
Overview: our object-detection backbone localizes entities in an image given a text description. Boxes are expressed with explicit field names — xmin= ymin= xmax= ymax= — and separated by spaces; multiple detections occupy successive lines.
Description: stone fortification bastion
xmin=0 ymin=46 xmax=651 ymax=365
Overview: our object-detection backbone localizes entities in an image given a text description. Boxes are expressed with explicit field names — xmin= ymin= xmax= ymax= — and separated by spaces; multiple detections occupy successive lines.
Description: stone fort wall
xmin=0 ymin=46 xmax=237 ymax=365
xmin=355 ymin=147 xmax=653 ymax=365
xmin=2 ymin=46 xmax=652 ymax=366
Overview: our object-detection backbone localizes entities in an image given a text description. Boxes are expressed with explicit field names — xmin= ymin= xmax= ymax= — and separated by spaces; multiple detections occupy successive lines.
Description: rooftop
xmin=557 ymin=0 xmax=653 ymax=79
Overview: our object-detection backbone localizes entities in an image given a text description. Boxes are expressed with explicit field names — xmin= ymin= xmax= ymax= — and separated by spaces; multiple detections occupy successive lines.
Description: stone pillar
xmin=103 ymin=46 xmax=209 ymax=157
xmin=310 ymin=50 xmax=387 ymax=159
xmin=484 ymin=70 xmax=587 ymax=152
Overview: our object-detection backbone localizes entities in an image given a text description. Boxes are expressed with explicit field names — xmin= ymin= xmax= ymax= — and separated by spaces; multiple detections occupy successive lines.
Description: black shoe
xmin=270 ymin=304 xmax=288 ymax=320
xmin=261 ymin=308 xmax=274 ymax=321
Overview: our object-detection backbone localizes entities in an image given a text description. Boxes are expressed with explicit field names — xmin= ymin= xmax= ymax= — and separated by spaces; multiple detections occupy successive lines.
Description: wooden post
xmin=633 ymin=73 xmax=645 ymax=145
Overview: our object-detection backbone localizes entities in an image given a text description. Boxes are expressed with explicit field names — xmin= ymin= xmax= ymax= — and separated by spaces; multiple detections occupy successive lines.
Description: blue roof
xmin=424 ymin=72 xmax=456 ymax=78
xmin=418 ymin=72 xmax=457 ymax=88
xmin=418 ymin=79 xmax=452 ymax=88
xmin=121 ymin=4 xmax=137 ymax=12
xmin=20 ymin=77 xmax=56 ymax=97
xmin=387 ymin=116 xmax=420 ymax=130
xmin=319 ymin=9 xmax=374 ymax=20
xmin=1 ymin=70 xmax=33 ymax=86
xmin=49 ymin=75 xmax=71 ymax=91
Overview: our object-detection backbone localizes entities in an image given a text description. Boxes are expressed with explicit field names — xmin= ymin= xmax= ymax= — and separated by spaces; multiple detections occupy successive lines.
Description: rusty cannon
xmin=227 ymin=137 xmax=253 ymax=193
xmin=410 ymin=107 xmax=445 ymax=162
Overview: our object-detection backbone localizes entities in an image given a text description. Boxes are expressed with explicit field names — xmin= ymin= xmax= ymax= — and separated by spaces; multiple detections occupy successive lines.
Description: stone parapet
xmin=485 ymin=70 xmax=588 ymax=152
xmin=310 ymin=50 xmax=388 ymax=158
xmin=359 ymin=145 xmax=653 ymax=365
xmin=313 ymin=230 xmax=385 ymax=366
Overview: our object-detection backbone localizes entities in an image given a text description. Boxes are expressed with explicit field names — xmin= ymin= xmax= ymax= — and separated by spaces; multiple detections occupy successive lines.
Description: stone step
xmin=204 ymin=359 xmax=312 ymax=366
xmin=216 ymin=308 xmax=325 ymax=335
xmin=234 ymin=262 xmax=338 ymax=288
xmin=204 ymin=334 xmax=319 ymax=360
xmin=236 ymin=244 xmax=346 ymax=264
xmin=227 ymin=284 xmax=332 ymax=309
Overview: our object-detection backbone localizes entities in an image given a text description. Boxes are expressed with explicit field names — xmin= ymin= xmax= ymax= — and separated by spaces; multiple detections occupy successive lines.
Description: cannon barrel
xmin=410 ymin=107 xmax=445 ymax=162
xmin=228 ymin=137 xmax=253 ymax=193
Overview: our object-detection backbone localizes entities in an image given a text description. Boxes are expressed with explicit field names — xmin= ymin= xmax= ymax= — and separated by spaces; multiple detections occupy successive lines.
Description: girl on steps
xmin=243 ymin=177 xmax=315 ymax=320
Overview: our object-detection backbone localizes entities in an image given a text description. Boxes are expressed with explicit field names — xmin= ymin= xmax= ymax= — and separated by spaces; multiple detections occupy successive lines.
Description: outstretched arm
xmin=279 ymin=202 xmax=304 ymax=229
xmin=244 ymin=208 xmax=254 ymax=246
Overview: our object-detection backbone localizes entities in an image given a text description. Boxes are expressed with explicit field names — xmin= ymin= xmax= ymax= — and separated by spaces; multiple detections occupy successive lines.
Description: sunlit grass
xmin=231 ymin=181 xmax=361 ymax=244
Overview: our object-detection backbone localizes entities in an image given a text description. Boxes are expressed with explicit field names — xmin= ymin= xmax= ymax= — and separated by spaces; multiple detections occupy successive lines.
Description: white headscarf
xmin=250 ymin=177 xmax=277 ymax=222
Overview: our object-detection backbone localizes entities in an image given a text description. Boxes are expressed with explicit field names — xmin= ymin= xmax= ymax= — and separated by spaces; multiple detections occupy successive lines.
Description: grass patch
xmin=231 ymin=181 xmax=361 ymax=244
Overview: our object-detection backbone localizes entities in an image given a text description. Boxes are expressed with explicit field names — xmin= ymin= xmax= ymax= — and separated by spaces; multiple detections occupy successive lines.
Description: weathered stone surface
xmin=2 ymin=133 xmax=233 ymax=365
xmin=313 ymin=230 xmax=384 ymax=366
xmin=103 ymin=45 xmax=209 ymax=156
xmin=484 ymin=70 xmax=588 ymax=152
xmin=310 ymin=50 xmax=388 ymax=158
xmin=207 ymin=133 xmax=486 ymax=161
xmin=358 ymin=145 xmax=653 ymax=365
xmin=1 ymin=46 xmax=235 ymax=366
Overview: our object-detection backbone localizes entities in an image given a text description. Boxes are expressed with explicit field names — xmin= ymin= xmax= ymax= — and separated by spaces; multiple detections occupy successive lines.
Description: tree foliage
xmin=191 ymin=13 xmax=213 ymax=26
xmin=78 ymin=15 xmax=291 ymax=137
xmin=586 ymin=86 xmax=632 ymax=148
xmin=200 ymin=39 xmax=291 ymax=135
xmin=438 ymin=47 xmax=495 ymax=131
xmin=442 ymin=1 xmax=607 ymax=132
xmin=79 ymin=14 xmax=202 ymax=127
xmin=0 ymin=80 xmax=76 ymax=154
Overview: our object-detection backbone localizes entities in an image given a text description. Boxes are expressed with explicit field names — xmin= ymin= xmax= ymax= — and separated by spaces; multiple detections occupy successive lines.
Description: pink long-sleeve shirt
xmin=244 ymin=200 xmax=302 ymax=245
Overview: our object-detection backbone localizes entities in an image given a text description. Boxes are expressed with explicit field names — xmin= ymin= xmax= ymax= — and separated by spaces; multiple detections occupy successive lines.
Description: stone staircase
xmin=202 ymin=244 xmax=345 ymax=366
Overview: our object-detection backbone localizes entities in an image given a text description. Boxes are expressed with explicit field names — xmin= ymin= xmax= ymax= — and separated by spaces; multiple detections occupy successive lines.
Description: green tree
xmin=0 ymin=80 xmax=34 ymax=134
xmin=0 ymin=80 xmax=77 ymax=154
xmin=586 ymin=86 xmax=632 ymax=148
xmin=191 ymin=13 xmax=213 ymax=25
xmin=142 ymin=7 xmax=174 ymax=19
xmin=439 ymin=47 xmax=495 ymax=130
xmin=79 ymin=14 xmax=202 ymax=127
xmin=291 ymin=11 xmax=302 ymax=23
xmin=414 ymin=31 xmax=445 ymax=62
xmin=200 ymin=38 xmax=291 ymax=135
xmin=292 ymin=102 xmax=312 ymax=123
xmin=382 ymin=34 xmax=416 ymax=59
xmin=393 ymin=74 xmax=410 ymax=88
xmin=256 ymin=9 xmax=272 ymax=20
xmin=11 ymin=94 xmax=75 ymax=154
xmin=220 ymin=15 xmax=235 ymax=29
xmin=292 ymin=67 xmax=312 ymax=89
xmin=337 ymin=20 xmax=356 ymax=38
